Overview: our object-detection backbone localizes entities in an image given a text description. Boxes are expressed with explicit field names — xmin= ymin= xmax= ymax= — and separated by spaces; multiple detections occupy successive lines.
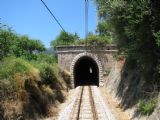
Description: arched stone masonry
xmin=70 ymin=52 xmax=103 ymax=88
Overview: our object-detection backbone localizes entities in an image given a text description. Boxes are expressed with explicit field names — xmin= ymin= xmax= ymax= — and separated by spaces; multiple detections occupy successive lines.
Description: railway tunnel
xmin=73 ymin=56 xmax=99 ymax=87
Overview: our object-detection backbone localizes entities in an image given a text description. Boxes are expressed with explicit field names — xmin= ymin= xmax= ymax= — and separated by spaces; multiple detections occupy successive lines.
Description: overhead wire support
xmin=85 ymin=0 xmax=89 ymax=50
xmin=85 ymin=0 xmax=89 ymax=39
xmin=40 ymin=0 xmax=66 ymax=33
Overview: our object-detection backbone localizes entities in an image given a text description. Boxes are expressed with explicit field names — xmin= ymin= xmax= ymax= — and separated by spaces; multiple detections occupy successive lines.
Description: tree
xmin=0 ymin=29 xmax=17 ymax=59
xmin=51 ymin=31 xmax=79 ymax=49
xmin=87 ymin=33 xmax=111 ymax=46
xmin=96 ymin=21 xmax=111 ymax=36
xmin=27 ymin=39 xmax=45 ymax=54
xmin=0 ymin=28 xmax=46 ymax=60
xmin=94 ymin=0 xmax=160 ymax=82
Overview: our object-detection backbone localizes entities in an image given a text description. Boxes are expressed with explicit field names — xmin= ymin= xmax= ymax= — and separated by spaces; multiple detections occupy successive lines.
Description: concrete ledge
xmin=56 ymin=45 xmax=117 ymax=52
xmin=57 ymin=50 xmax=118 ymax=54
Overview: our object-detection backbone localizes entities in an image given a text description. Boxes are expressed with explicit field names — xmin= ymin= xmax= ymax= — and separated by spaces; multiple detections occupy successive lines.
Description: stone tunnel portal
xmin=74 ymin=56 xmax=99 ymax=87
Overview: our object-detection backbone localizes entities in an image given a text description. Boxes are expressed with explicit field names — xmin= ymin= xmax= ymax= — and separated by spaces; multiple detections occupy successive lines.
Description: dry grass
xmin=0 ymin=99 xmax=23 ymax=120
xmin=0 ymin=56 xmax=71 ymax=119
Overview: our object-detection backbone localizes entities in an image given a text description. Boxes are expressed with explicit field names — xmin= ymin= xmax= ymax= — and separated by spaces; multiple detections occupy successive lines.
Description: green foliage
xmin=51 ymin=31 xmax=79 ymax=49
xmin=139 ymin=99 xmax=157 ymax=115
xmin=31 ymin=54 xmax=58 ymax=75
xmin=0 ymin=29 xmax=46 ymax=60
xmin=0 ymin=54 xmax=69 ymax=118
xmin=96 ymin=21 xmax=110 ymax=36
xmin=15 ymin=36 xmax=45 ymax=59
xmin=51 ymin=29 xmax=113 ymax=49
xmin=76 ymin=33 xmax=112 ymax=46
xmin=0 ymin=24 xmax=69 ymax=119
xmin=94 ymin=0 xmax=160 ymax=82
xmin=96 ymin=21 xmax=113 ymax=43
xmin=36 ymin=55 xmax=59 ymax=88
xmin=36 ymin=53 xmax=57 ymax=64
xmin=39 ymin=64 xmax=58 ymax=85
xmin=94 ymin=0 xmax=160 ymax=115
xmin=154 ymin=31 xmax=160 ymax=47
xmin=0 ymin=56 xmax=34 ymax=80
xmin=0 ymin=29 xmax=17 ymax=58
xmin=0 ymin=56 xmax=37 ymax=91
xmin=87 ymin=33 xmax=111 ymax=45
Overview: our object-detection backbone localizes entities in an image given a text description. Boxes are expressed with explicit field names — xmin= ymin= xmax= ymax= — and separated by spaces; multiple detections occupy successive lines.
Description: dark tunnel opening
xmin=74 ymin=56 xmax=99 ymax=87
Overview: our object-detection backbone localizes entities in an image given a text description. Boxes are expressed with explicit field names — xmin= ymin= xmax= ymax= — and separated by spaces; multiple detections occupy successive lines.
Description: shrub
xmin=60 ymin=69 xmax=71 ymax=88
xmin=36 ymin=54 xmax=57 ymax=64
xmin=40 ymin=85 xmax=55 ymax=102
xmin=24 ymin=77 xmax=49 ymax=117
xmin=0 ymin=57 xmax=36 ymax=79
xmin=0 ymin=56 xmax=38 ymax=90
xmin=0 ymin=55 xmax=69 ymax=119
xmin=40 ymin=64 xmax=58 ymax=84
xmin=139 ymin=99 xmax=157 ymax=115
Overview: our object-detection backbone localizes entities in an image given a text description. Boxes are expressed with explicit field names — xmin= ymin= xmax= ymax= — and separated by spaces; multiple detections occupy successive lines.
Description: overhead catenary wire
xmin=40 ymin=0 xmax=66 ymax=33
xmin=40 ymin=0 xmax=89 ymax=44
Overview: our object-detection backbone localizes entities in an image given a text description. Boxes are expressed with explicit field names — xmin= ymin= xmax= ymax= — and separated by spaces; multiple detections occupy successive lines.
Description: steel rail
xmin=89 ymin=86 xmax=98 ymax=120
xmin=76 ymin=86 xmax=84 ymax=120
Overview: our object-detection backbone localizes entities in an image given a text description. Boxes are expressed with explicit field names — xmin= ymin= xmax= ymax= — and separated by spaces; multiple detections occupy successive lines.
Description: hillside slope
xmin=0 ymin=57 xmax=71 ymax=120
xmin=103 ymin=59 xmax=160 ymax=120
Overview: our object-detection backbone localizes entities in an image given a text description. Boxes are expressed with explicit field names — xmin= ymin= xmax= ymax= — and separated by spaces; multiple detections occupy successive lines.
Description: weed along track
xmin=58 ymin=86 xmax=116 ymax=120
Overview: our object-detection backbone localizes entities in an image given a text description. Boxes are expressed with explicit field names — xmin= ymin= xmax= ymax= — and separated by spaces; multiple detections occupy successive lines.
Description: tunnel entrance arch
xmin=70 ymin=52 xmax=102 ymax=88
xmin=74 ymin=56 xmax=99 ymax=87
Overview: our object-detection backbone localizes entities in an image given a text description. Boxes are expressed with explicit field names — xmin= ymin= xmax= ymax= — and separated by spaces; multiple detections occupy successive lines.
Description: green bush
xmin=40 ymin=64 xmax=58 ymax=84
xmin=139 ymin=99 xmax=157 ymax=115
xmin=36 ymin=54 xmax=57 ymax=64
xmin=0 ymin=56 xmax=38 ymax=91
xmin=21 ymin=53 xmax=38 ymax=61
xmin=0 ymin=56 xmax=35 ymax=80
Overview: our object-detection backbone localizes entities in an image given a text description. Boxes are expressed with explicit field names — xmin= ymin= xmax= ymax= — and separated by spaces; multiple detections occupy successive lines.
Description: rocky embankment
xmin=103 ymin=59 xmax=160 ymax=120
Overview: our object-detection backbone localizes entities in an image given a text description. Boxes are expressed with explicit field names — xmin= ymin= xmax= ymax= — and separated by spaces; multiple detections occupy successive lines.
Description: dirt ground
xmin=41 ymin=88 xmax=75 ymax=120
xmin=100 ymin=87 xmax=131 ymax=120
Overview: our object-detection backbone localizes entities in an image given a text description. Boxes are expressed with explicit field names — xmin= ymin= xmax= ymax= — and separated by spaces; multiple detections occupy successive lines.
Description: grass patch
xmin=139 ymin=99 xmax=157 ymax=115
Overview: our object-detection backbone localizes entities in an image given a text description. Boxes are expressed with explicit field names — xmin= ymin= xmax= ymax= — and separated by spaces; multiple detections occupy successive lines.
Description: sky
xmin=0 ymin=0 xmax=98 ymax=48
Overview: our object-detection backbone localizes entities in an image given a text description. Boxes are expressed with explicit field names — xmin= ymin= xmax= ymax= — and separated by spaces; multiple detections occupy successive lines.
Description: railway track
xmin=58 ymin=85 xmax=116 ymax=120
xmin=71 ymin=86 xmax=97 ymax=120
